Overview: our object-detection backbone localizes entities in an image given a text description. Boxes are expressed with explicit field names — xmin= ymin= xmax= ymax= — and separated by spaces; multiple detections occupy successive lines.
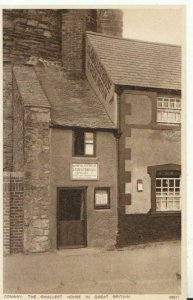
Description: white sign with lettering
xmin=71 ymin=163 xmax=98 ymax=180
xmin=95 ymin=191 xmax=108 ymax=205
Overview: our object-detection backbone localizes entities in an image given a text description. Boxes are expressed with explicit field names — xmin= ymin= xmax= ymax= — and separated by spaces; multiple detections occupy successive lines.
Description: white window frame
xmin=84 ymin=132 xmax=94 ymax=156
xmin=157 ymin=97 xmax=181 ymax=124
xmin=156 ymin=177 xmax=181 ymax=212
xmin=74 ymin=130 xmax=95 ymax=157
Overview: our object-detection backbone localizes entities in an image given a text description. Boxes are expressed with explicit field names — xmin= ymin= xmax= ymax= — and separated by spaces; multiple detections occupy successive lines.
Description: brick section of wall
xmin=24 ymin=107 xmax=51 ymax=253
xmin=3 ymin=64 xmax=13 ymax=171
xmin=10 ymin=174 xmax=24 ymax=253
xmin=97 ymin=10 xmax=123 ymax=37
xmin=3 ymin=173 xmax=11 ymax=255
xmin=3 ymin=172 xmax=24 ymax=255
xmin=3 ymin=9 xmax=61 ymax=64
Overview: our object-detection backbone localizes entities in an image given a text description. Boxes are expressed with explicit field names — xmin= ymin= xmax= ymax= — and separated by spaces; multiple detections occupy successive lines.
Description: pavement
xmin=3 ymin=240 xmax=181 ymax=294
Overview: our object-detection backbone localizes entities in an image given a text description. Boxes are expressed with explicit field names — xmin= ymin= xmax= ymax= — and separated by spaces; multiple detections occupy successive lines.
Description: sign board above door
xmin=71 ymin=163 xmax=98 ymax=180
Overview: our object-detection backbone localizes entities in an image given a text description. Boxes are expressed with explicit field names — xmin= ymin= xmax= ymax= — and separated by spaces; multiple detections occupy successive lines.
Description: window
xmin=148 ymin=164 xmax=181 ymax=214
xmin=74 ymin=130 xmax=95 ymax=156
xmin=156 ymin=171 xmax=181 ymax=212
xmin=94 ymin=188 xmax=110 ymax=209
xmin=157 ymin=97 xmax=181 ymax=124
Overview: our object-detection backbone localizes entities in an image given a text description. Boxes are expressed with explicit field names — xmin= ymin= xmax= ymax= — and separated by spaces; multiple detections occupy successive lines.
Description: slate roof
xmin=86 ymin=32 xmax=181 ymax=90
xmin=13 ymin=65 xmax=116 ymax=129
xmin=13 ymin=65 xmax=50 ymax=108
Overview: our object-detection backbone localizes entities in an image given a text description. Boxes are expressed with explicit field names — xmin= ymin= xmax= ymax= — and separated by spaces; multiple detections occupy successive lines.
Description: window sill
xmin=151 ymin=123 xmax=181 ymax=130
xmin=72 ymin=156 xmax=98 ymax=159
xmin=150 ymin=211 xmax=181 ymax=217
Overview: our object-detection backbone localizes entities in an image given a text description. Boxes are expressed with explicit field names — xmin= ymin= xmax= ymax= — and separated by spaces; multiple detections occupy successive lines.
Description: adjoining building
xmin=3 ymin=9 xmax=181 ymax=255
xmin=86 ymin=32 xmax=181 ymax=246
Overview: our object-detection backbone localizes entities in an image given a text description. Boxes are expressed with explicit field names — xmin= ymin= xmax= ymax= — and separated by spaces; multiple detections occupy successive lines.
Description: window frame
xmin=156 ymin=175 xmax=181 ymax=212
xmin=94 ymin=187 xmax=111 ymax=210
xmin=73 ymin=129 xmax=96 ymax=157
xmin=148 ymin=164 xmax=181 ymax=215
xmin=156 ymin=96 xmax=181 ymax=125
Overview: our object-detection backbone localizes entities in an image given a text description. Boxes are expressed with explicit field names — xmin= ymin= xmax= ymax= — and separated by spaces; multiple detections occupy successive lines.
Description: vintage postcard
xmin=1 ymin=4 xmax=187 ymax=300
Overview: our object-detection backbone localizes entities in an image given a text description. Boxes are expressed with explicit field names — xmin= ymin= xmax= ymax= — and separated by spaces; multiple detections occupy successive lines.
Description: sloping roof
xmin=17 ymin=65 xmax=115 ymax=129
xmin=86 ymin=32 xmax=181 ymax=90
xmin=13 ymin=65 xmax=50 ymax=108
xmin=13 ymin=65 xmax=115 ymax=129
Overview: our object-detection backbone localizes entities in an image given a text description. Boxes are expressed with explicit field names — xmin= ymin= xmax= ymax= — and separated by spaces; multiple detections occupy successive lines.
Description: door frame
xmin=57 ymin=186 xmax=87 ymax=249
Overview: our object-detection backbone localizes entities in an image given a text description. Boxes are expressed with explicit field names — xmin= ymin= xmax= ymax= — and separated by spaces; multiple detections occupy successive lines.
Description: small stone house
xmin=3 ymin=9 xmax=181 ymax=255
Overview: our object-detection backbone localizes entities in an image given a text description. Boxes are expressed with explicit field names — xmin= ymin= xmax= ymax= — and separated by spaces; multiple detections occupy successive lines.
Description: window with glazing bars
xmin=74 ymin=130 xmax=95 ymax=156
xmin=156 ymin=172 xmax=181 ymax=212
xmin=157 ymin=97 xmax=181 ymax=124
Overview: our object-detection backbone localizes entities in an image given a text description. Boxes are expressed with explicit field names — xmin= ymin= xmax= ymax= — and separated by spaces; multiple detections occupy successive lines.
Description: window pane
xmin=156 ymin=179 xmax=161 ymax=187
xmin=74 ymin=131 xmax=84 ymax=156
xmin=85 ymin=143 xmax=94 ymax=155
xmin=174 ymin=201 xmax=180 ymax=210
xmin=161 ymin=200 xmax=167 ymax=210
xmin=168 ymin=112 xmax=176 ymax=122
xmin=170 ymin=99 xmax=175 ymax=108
xmin=85 ymin=132 xmax=94 ymax=143
xmin=162 ymin=111 xmax=168 ymax=121
xmin=167 ymin=201 xmax=173 ymax=210
xmin=156 ymin=201 xmax=161 ymax=211
xmin=176 ymin=112 xmax=181 ymax=122
xmin=157 ymin=99 xmax=162 ymax=108
xmin=176 ymin=99 xmax=181 ymax=108
xmin=164 ymin=99 xmax=169 ymax=107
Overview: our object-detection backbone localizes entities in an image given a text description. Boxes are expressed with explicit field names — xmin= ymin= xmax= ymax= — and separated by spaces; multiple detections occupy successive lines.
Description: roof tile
xmin=13 ymin=65 xmax=50 ymax=108
xmin=35 ymin=66 xmax=116 ymax=129
xmin=86 ymin=32 xmax=181 ymax=90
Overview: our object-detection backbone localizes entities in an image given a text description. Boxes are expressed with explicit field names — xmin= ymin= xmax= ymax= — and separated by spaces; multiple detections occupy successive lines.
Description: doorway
xmin=57 ymin=187 xmax=87 ymax=249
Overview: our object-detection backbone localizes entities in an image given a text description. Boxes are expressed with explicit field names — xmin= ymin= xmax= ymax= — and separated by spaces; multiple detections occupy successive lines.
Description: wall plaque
xmin=71 ymin=163 xmax=98 ymax=180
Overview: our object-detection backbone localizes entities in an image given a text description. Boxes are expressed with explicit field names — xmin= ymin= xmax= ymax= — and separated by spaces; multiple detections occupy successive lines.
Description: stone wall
xmin=3 ymin=172 xmax=24 ymax=255
xmin=3 ymin=9 xmax=62 ymax=64
xmin=3 ymin=64 xmax=13 ymax=171
xmin=23 ymin=106 xmax=51 ymax=253
xmin=61 ymin=10 xmax=97 ymax=77
xmin=13 ymin=74 xmax=24 ymax=171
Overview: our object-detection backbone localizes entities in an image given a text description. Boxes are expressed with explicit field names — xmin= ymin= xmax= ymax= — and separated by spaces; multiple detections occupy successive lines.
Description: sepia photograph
xmin=2 ymin=5 xmax=185 ymax=297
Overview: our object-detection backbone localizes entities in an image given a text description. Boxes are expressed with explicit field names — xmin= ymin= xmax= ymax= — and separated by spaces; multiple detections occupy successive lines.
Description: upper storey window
xmin=157 ymin=97 xmax=181 ymax=124
xmin=74 ymin=130 xmax=95 ymax=157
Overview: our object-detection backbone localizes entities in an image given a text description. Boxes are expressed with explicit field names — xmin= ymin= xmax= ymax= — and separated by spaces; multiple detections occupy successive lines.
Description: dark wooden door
xmin=57 ymin=188 xmax=86 ymax=248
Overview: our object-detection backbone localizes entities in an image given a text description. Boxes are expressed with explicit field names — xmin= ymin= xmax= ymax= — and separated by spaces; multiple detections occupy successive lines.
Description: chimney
xmin=61 ymin=9 xmax=97 ymax=78
xmin=97 ymin=9 xmax=123 ymax=37
xmin=61 ymin=9 xmax=123 ymax=77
